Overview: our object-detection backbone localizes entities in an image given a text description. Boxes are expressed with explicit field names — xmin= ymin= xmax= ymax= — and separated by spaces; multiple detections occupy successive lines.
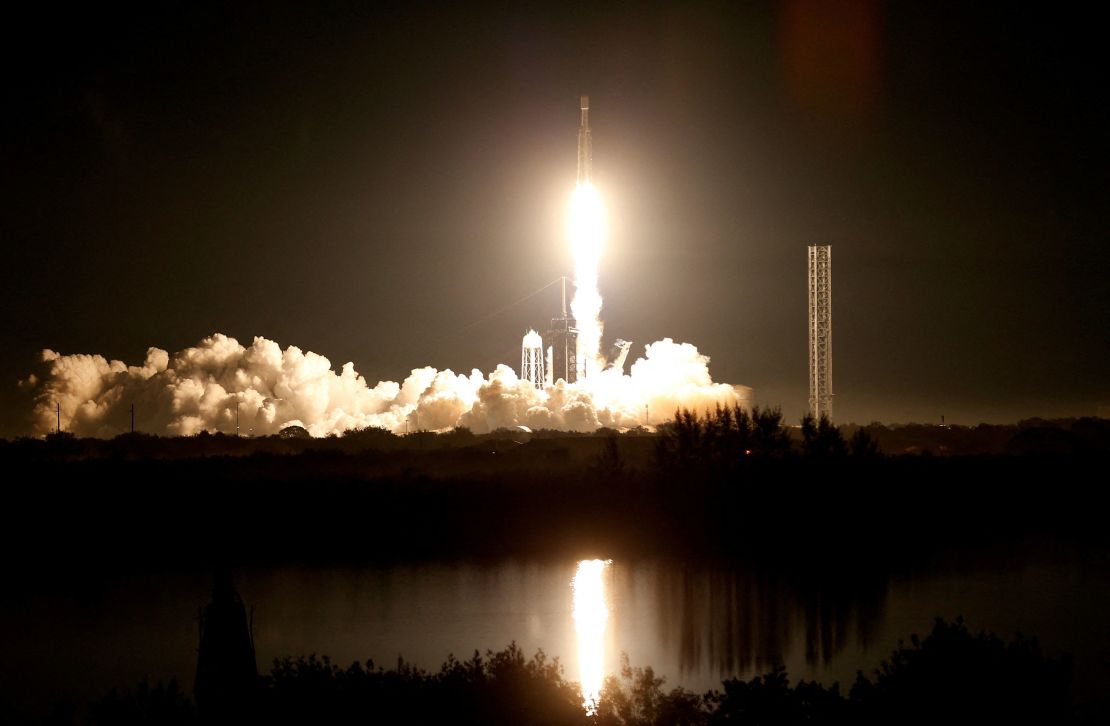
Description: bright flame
xmin=572 ymin=558 xmax=610 ymax=714
xmin=568 ymin=182 xmax=607 ymax=379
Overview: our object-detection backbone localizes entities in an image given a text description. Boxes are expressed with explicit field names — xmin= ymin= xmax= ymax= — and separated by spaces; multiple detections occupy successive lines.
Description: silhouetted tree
xmin=849 ymin=617 xmax=1075 ymax=726
xmin=801 ymin=415 xmax=847 ymax=458
xmin=339 ymin=425 xmax=399 ymax=451
xmin=598 ymin=654 xmax=702 ymax=726
xmin=595 ymin=433 xmax=626 ymax=478
xmin=1071 ymin=417 xmax=1110 ymax=453
xmin=848 ymin=428 xmax=880 ymax=458
xmin=437 ymin=426 xmax=477 ymax=448
xmin=750 ymin=406 xmax=791 ymax=458
xmin=657 ymin=405 xmax=790 ymax=473
xmin=44 ymin=430 xmax=80 ymax=459
xmin=705 ymin=665 xmax=846 ymax=725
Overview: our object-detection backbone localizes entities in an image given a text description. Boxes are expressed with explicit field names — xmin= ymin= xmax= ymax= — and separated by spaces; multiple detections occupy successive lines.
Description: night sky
xmin=2 ymin=1 xmax=1107 ymax=437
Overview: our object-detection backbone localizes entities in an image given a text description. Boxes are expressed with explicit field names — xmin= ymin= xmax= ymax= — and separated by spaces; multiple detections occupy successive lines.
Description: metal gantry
xmin=808 ymin=244 xmax=833 ymax=421
xmin=544 ymin=276 xmax=577 ymax=385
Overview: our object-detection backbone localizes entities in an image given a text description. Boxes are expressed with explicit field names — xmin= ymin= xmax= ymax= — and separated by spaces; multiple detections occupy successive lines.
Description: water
xmin=2 ymin=541 xmax=1108 ymax=718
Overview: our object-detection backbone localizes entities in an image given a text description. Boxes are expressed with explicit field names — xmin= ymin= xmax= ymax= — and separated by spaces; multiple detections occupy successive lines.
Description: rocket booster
xmin=577 ymin=95 xmax=592 ymax=185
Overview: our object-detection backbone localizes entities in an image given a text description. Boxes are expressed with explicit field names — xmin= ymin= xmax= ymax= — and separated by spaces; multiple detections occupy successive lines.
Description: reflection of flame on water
xmin=572 ymin=558 xmax=610 ymax=714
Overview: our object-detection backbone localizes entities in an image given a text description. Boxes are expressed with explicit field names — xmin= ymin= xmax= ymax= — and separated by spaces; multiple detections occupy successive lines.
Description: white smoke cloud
xmin=24 ymin=333 xmax=751 ymax=438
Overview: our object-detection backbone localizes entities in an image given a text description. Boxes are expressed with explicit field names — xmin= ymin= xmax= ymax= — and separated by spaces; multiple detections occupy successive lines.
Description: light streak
xmin=572 ymin=558 xmax=610 ymax=714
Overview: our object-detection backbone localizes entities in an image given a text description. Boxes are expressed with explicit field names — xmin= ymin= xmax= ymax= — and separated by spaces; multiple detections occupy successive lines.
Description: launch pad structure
xmin=544 ymin=276 xmax=578 ymax=384
xmin=808 ymin=244 xmax=833 ymax=421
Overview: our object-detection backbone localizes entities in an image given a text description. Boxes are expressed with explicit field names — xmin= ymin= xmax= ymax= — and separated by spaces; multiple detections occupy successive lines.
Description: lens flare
xmin=572 ymin=558 xmax=610 ymax=714
xmin=568 ymin=182 xmax=606 ymax=380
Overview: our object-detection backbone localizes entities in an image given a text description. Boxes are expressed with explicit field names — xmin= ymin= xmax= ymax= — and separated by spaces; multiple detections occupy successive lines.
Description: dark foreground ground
xmin=2 ymin=421 xmax=1106 ymax=570
xmin=2 ymin=413 xmax=1108 ymax=724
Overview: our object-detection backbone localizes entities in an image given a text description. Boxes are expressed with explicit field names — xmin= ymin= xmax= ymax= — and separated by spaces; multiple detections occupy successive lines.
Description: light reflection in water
xmin=572 ymin=559 xmax=611 ymax=714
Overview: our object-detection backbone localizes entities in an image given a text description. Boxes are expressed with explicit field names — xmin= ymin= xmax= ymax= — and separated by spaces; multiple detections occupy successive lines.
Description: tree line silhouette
xmin=79 ymin=618 xmax=1086 ymax=725
xmin=653 ymin=406 xmax=882 ymax=473
xmin=4 ymin=413 xmax=1107 ymax=463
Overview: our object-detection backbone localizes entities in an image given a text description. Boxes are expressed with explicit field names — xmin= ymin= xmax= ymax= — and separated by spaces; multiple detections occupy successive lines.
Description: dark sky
xmin=2 ymin=1 xmax=1107 ymax=435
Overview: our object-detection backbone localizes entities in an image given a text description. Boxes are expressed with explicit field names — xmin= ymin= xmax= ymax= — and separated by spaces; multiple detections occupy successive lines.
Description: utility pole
xmin=130 ymin=404 xmax=135 ymax=434
xmin=56 ymin=402 xmax=60 ymax=434
xmin=236 ymin=402 xmax=240 ymax=437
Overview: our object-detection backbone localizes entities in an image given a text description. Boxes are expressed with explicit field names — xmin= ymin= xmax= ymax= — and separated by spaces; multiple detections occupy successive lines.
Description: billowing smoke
xmin=24 ymin=333 xmax=750 ymax=438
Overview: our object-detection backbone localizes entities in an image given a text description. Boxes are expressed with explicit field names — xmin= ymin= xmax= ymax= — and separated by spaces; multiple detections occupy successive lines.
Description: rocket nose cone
xmin=580 ymin=95 xmax=589 ymax=110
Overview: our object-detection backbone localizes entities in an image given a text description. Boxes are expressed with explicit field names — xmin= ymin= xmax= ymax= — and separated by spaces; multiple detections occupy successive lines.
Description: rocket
xmin=577 ymin=95 xmax=592 ymax=185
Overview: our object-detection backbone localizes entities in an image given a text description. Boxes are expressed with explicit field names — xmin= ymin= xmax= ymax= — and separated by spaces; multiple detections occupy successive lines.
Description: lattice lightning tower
xmin=808 ymin=245 xmax=833 ymax=421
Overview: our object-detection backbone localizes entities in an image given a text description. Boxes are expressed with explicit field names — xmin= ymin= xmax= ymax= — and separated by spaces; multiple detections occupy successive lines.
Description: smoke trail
xmin=23 ymin=334 xmax=750 ymax=438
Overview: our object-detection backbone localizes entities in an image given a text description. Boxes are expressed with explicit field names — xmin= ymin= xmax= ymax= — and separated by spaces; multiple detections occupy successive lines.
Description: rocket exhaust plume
xmin=569 ymin=94 xmax=606 ymax=380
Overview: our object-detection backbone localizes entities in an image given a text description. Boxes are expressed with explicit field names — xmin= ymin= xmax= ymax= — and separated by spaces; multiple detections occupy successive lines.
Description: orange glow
xmin=572 ymin=558 xmax=610 ymax=714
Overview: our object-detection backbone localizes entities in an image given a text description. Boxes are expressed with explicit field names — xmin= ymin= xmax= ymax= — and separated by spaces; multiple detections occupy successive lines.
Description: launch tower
xmin=807 ymin=245 xmax=833 ymax=420
xmin=544 ymin=277 xmax=577 ymax=384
